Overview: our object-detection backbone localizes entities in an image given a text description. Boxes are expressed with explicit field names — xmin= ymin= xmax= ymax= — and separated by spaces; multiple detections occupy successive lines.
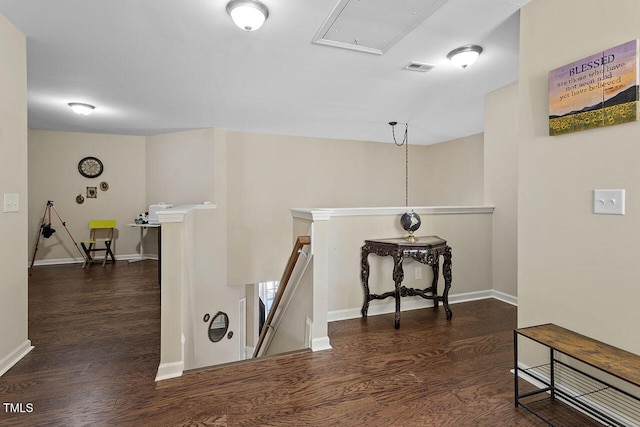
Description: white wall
xmin=518 ymin=0 xmax=640 ymax=354
xmin=0 ymin=13 xmax=31 ymax=376
xmin=28 ymin=130 xmax=146 ymax=263
xmin=156 ymin=216 xmax=184 ymax=380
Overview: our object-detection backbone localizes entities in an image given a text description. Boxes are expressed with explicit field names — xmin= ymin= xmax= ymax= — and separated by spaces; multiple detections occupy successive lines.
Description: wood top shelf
xmin=516 ymin=323 xmax=640 ymax=388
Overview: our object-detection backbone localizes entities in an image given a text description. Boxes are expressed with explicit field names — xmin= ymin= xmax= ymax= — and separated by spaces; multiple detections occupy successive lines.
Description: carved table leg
xmin=360 ymin=245 xmax=371 ymax=318
xmin=431 ymin=258 xmax=440 ymax=309
xmin=442 ymin=246 xmax=453 ymax=320
xmin=392 ymin=250 xmax=404 ymax=329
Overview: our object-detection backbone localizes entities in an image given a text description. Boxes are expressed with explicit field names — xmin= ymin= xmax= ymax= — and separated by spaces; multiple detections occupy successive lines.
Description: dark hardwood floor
xmin=0 ymin=262 xmax=602 ymax=426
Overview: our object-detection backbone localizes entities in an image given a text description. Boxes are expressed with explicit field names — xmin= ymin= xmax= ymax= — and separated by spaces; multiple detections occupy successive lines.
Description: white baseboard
xmin=155 ymin=360 xmax=184 ymax=381
xmin=0 ymin=340 xmax=34 ymax=377
xmin=492 ymin=289 xmax=518 ymax=306
xmin=327 ymin=290 xmax=516 ymax=322
xmin=245 ymin=346 xmax=255 ymax=359
xmin=30 ymin=253 xmax=156 ymax=267
xmin=311 ymin=336 xmax=332 ymax=352
xmin=30 ymin=257 xmax=84 ymax=266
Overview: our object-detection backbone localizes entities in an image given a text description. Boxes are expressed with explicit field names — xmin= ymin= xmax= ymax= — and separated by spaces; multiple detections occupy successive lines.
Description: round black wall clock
xmin=78 ymin=156 xmax=104 ymax=178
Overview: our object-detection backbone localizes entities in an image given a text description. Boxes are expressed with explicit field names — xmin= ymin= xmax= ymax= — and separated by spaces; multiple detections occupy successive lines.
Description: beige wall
xmin=145 ymin=128 xmax=216 ymax=207
xmin=518 ymin=0 xmax=640 ymax=353
xmin=121 ymin=126 xmax=486 ymax=293
xmin=325 ymin=211 xmax=493 ymax=316
xmin=226 ymin=131 xmax=413 ymax=286
xmin=485 ymin=83 xmax=518 ymax=298
xmin=225 ymin=130 xmax=487 ymax=287
xmin=423 ymin=133 xmax=485 ymax=206
xmin=182 ymin=207 xmax=243 ymax=369
xmin=28 ymin=130 xmax=146 ymax=262
xmin=0 ymin=13 xmax=29 ymax=374
xmin=24 ymin=127 xmax=487 ymax=265
xmin=145 ymin=128 xmax=220 ymax=258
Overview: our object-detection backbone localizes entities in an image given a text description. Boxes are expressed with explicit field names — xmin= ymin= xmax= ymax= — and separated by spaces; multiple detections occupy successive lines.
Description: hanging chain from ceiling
xmin=390 ymin=122 xmax=409 ymax=207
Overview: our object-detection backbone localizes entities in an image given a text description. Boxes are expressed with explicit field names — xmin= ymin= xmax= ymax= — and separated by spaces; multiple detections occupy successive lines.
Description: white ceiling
xmin=0 ymin=0 xmax=530 ymax=145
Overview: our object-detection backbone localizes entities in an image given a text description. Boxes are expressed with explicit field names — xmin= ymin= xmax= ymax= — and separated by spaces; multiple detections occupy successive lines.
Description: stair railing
xmin=253 ymin=235 xmax=311 ymax=358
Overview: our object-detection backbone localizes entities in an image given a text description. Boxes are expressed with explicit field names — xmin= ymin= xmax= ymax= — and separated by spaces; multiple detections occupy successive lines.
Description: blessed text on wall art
xmin=549 ymin=40 xmax=639 ymax=136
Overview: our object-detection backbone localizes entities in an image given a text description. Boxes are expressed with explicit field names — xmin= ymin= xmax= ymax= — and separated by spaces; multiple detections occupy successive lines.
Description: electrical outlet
xmin=415 ymin=266 xmax=422 ymax=280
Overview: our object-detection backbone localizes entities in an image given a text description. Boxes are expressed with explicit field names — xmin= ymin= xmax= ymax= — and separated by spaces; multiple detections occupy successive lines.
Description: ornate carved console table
xmin=360 ymin=236 xmax=452 ymax=329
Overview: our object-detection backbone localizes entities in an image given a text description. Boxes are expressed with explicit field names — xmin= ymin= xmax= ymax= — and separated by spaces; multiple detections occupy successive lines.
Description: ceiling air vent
xmin=404 ymin=62 xmax=435 ymax=73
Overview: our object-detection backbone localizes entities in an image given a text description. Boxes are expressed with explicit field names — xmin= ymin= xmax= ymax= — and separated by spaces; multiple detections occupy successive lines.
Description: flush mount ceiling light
xmin=68 ymin=102 xmax=95 ymax=116
xmin=447 ymin=45 xmax=483 ymax=69
xmin=226 ymin=0 xmax=269 ymax=32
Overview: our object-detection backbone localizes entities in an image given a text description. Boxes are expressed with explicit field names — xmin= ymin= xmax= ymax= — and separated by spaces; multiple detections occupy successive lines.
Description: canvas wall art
xmin=549 ymin=40 xmax=639 ymax=135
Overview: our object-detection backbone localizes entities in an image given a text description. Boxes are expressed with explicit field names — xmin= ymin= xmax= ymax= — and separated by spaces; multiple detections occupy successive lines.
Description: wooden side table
xmin=360 ymin=236 xmax=452 ymax=329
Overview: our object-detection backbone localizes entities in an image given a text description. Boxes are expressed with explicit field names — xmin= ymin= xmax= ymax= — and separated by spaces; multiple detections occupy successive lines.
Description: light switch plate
xmin=3 ymin=193 xmax=19 ymax=213
xmin=593 ymin=189 xmax=625 ymax=215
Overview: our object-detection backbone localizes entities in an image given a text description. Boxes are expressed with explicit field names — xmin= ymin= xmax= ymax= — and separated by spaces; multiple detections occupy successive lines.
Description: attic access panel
xmin=313 ymin=0 xmax=449 ymax=55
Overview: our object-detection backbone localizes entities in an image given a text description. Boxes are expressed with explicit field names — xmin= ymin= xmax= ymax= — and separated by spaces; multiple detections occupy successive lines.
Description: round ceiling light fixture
xmin=226 ymin=0 xmax=269 ymax=32
xmin=68 ymin=102 xmax=95 ymax=116
xmin=447 ymin=45 xmax=483 ymax=69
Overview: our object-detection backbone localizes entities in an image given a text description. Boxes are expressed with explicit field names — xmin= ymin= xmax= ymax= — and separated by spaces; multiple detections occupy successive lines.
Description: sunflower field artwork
xmin=549 ymin=40 xmax=639 ymax=136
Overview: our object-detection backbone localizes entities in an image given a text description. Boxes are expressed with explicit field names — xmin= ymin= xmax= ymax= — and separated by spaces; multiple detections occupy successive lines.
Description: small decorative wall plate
xmin=86 ymin=186 xmax=97 ymax=198
xmin=99 ymin=181 xmax=109 ymax=191
xmin=76 ymin=194 xmax=85 ymax=204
